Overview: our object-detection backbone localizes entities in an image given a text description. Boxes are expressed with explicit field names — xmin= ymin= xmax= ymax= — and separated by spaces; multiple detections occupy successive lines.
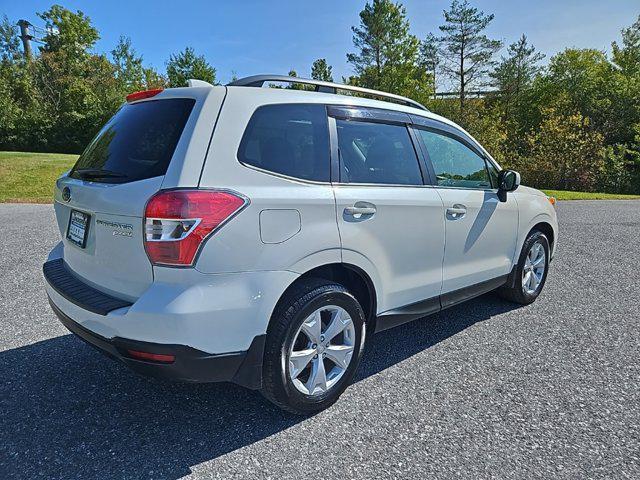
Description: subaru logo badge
xmin=62 ymin=186 xmax=71 ymax=202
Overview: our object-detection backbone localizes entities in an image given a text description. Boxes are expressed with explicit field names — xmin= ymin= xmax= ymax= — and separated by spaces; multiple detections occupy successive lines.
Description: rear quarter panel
xmin=195 ymin=89 xmax=342 ymax=275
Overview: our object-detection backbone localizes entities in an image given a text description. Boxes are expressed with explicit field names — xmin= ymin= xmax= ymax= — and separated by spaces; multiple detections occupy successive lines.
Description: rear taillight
xmin=144 ymin=190 xmax=248 ymax=267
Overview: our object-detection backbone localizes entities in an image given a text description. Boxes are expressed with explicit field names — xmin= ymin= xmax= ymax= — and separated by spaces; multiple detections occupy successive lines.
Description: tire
xmin=261 ymin=278 xmax=366 ymax=415
xmin=497 ymin=230 xmax=550 ymax=305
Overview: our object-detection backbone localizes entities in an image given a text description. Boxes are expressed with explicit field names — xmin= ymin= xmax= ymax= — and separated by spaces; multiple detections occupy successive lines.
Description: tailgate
xmin=51 ymin=90 xmax=220 ymax=301
xmin=54 ymin=176 xmax=163 ymax=301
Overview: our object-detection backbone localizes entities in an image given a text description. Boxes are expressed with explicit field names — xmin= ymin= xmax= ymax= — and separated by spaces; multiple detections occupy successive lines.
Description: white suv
xmin=44 ymin=75 xmax=558 ymax=414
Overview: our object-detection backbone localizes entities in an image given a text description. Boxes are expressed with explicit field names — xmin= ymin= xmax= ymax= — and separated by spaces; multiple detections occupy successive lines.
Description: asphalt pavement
xmin=0 ymin=201 xmax=638 ymax=479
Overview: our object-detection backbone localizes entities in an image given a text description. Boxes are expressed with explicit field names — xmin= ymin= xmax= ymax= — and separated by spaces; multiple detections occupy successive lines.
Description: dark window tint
xmin=418 ymin=129 xmax=491 ymax=189
xmin=238 ymin=104 xmax=330 ymax=182
xmin=70 ymin=99 xmax=195 ymax=184
xmin=336 ymin=119 xmax=422 ymax=185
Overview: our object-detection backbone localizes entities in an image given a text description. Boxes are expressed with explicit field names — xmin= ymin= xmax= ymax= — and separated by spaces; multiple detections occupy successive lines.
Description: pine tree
xmin=311 ymin=58 xmax=333 ymax=82
xmin=111 ymin=36 xmax=145 ymax=91
xmin=419 ymin=33 xmax=440 ymax=95
xmin=347 ymin=0 xmax=428 ymax=97
xmin=166 ymin=47 xmax=216 ymax=87
xmin=438 ymin=0 xmax=502 ymax=112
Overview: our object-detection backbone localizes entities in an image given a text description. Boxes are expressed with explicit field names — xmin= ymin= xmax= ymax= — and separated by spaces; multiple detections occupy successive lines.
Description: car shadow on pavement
xmin=0 ymin=294 xmax=518 ymax=479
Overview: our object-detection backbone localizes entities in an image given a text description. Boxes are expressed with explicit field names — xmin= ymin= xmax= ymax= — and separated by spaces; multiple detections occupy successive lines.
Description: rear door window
xmin=237 ymin=104 xmax=330 ymax=182
xmin=70 ymin=98 xmax=195 ymax=184
xmin=336 ymin=119 xmax=423 ymax=185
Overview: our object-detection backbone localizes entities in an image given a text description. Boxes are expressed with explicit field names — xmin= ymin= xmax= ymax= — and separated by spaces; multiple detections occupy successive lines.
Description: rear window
xmin=237 ymin=104 xmax=330 ymax=182
xmin=70 ymin=98 xmax=195 ymax=184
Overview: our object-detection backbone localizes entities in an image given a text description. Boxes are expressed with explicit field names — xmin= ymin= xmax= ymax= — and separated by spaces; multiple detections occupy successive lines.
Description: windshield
xmin=70 ymin=98 xmax=195 ymax=184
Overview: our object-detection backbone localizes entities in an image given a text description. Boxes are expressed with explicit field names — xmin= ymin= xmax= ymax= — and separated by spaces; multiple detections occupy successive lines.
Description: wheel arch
xmin=530 ymin=221 xmax=555 ymax=251
xmin=269 ymin=263 xmax=378 ymax=332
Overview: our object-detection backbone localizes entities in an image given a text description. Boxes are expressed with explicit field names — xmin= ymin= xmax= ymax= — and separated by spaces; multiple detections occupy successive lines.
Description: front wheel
xmin=261 ymin=279 xmax=366 ymax=415
xmin=497 ymin=230 xmax=550 ymax=305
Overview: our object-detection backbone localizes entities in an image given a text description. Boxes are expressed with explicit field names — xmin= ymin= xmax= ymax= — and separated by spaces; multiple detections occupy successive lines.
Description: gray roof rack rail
xmin=228 ymin=74 xmax=428 ymax=111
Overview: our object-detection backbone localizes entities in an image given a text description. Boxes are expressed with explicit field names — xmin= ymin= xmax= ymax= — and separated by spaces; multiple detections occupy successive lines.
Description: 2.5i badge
xmin=97 ymin=219 xmax=134 ymax=238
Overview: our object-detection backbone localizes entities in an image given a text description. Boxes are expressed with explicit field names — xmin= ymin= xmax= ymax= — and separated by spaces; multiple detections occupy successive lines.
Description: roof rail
xmin=227 ymin=74 xmax=428 ymax=111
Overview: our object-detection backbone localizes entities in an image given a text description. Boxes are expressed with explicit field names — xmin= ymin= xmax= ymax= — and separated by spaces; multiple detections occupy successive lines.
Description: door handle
xmin=345 ymin=206 xmax=376 ymax=216
xmin=344 ymin=203 xmax=376 ymax=217
xmin=446 ymin=204 xmax=467 ymax=220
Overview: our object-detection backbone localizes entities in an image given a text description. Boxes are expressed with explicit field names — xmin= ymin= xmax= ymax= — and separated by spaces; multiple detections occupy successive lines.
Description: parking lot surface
xmin=0 ymin=201 xmax=638 ymax=479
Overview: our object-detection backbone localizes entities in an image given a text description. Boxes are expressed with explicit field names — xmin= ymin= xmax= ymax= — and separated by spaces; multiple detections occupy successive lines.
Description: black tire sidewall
xmin=268 ymin=286 xmax=365 ymax=414
xmin=516 ymin=231 xmax=550 ymax=303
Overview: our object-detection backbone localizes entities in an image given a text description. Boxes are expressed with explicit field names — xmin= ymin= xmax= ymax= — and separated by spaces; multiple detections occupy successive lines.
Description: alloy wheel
xmin=287 ymin=305 xmax=356 ymax=396
xmin=522 ymin=241 xmax=546 ymax=295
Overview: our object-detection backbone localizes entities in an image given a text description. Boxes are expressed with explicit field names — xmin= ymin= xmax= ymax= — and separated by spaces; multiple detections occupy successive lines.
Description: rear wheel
xmin=262 ymin=279 xmax=366 ymax=415
xmin=498 ymin=230 xmax=550 ymax=305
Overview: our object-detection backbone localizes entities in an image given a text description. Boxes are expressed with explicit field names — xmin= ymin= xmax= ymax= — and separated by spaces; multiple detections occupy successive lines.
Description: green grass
xmin=542 ymin=189 xmax=640 ymax=200
xmin=0 ymin=151 xmax=78 ymax=203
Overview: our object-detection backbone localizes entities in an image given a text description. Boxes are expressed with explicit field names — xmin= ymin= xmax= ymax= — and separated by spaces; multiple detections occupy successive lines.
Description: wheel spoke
xmin=305 ymin=357 xmax=327 ymax=394
xmin=289 ymin=348 xmax=315 ymax=379
xmin=325 ymin=344 xmax=354 ymax=369
xmin=323 ymin=309 xmax=349 ymax=343
xmin=288 ymin=304 xmax=356 ymax=397
xmin=301 ymin=310 xmax=322 ymax=344
xmin=522 ymin=241 xmax=546 ymax=294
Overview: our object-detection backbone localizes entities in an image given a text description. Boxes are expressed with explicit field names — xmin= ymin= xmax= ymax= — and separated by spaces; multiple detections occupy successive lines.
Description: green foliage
xmin=311 ymin=58 xmax=333 ymax=82
xmin=0 ymin=15 xmax=21 ymax=62
xmin=111 ymin=36 xmax=145 ymax=91
xmin=491 ymin=35 xmax=543 ymax=113
xmin=515 ymin=103 xmax=605 ymax=192
xmin=347 ymin=0 xmax=432 ymax=101
xmin=285 ymin=69 xmax=306 ymax=89
xmin=166 ymin=47 xmax=216 ymax=87
xmin=419 ymin=33 xmax=439 ymax=91
xmin=37 ymin=5 xmax=99 ymax=57
xmin=1 ymin=2 xmax=639 ymax=196
xmin=612 ymin=15 xmax=640 ymax=75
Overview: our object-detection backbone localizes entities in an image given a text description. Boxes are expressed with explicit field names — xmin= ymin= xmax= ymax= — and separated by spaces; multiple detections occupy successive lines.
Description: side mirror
xmin=497 ymin=169 xmax=520 ymax=202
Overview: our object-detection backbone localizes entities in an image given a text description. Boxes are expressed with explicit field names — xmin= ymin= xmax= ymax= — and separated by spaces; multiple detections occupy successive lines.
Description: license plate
xmin=67 ymin=209 xmax=90 ymax=248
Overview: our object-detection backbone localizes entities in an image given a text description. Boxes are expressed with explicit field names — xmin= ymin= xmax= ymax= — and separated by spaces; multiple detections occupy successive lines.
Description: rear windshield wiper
xmin=73 ymin=168 xmax=127 ymax=179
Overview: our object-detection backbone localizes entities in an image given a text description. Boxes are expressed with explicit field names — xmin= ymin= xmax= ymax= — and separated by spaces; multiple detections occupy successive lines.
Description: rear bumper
xmin=49 ymin=297 xmax=265 ymax=388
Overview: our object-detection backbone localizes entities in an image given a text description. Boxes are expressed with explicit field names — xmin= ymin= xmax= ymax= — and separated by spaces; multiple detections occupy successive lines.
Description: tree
xmin=311 ymin=58 xmax=333 ymax=82
xmin=166 ymin=47 xmax=216 ymax=87
xmin=285 ymin=68 xmax=306 ymax=89
xmin=438 ymin=0 xmax=502 ymax=113
xmin=612 ymin=15 xmax=640 ymax=75
xmin=490 ymin=34 xmax=544 ymax=154
xmin=346 ymin=0 xmax=430 ymax=99
xmin=0 ymin=15 xmax=21 ymax=62
xmin=419 ymin=33 xmax=439 ymax=95
xmin=517 ymin=100 xmax=605 ymax=192
xmin=111 ymin=36 xmax=145 ymax=92
xmin=143 ymin=66 xmax=167 ymax=89
xmin=37 ymin=4 xmax=99 ymax=57
xmin=491 ymin=35 xmax=543 ymax=108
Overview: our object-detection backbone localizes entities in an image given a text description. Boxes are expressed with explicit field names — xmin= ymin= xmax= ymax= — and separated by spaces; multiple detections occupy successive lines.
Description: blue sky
xmin=1 ymin=0 xmax=638 ymax=84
